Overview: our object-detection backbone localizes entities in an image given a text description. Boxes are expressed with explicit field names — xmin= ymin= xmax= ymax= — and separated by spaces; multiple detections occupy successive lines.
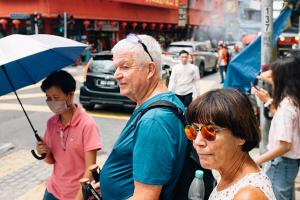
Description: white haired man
xmin=99 ymin=34 xmax=188 ymax=199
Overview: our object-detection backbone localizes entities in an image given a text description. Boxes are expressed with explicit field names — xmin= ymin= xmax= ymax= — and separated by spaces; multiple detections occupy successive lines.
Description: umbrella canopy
xmin=0 ymin=34 xmax=87 ymax=96
xmin=0 ymin=34 xmax=86 ymax=159
xmin=241 ymin=34 xmax=257 ymax=45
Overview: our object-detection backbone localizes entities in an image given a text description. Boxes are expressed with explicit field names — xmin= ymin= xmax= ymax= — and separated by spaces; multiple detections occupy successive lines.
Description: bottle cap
xmin=195 ymin=170 xmax=204 ymax=179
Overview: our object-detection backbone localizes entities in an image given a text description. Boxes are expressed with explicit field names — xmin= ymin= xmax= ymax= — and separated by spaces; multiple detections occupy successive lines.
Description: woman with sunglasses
xmin=185 ymin=88 xmax=276 ymax=199
xmin=253 ymin=56 xmax=300 ymax=200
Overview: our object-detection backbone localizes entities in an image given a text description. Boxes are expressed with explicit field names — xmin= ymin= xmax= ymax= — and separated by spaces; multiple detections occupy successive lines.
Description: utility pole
xmin=64 ymin=12 xmax=67 ymax=38
xmin=260 ymin=0 xmax=273 ymax=154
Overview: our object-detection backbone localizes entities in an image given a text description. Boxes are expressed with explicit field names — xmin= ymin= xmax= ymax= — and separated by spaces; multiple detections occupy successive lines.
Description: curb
xmin=0 ymin=143 xmax=14 ymax=156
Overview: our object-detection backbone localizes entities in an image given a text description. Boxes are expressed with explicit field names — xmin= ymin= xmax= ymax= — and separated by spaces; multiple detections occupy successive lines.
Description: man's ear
xmin=70 ymin=91 xmax=75 ymax=97
xmin=147 ymin=62 xmax=157 ymax=79
xmin=67 ymin=91 xmax=75 ymax=100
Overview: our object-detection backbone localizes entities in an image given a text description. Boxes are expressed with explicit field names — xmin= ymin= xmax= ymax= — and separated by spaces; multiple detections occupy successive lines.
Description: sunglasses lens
xmin=184 ymin=125 xmax=196 ymax=140
xmin=201 ymin=126 xmax=216 ymax=141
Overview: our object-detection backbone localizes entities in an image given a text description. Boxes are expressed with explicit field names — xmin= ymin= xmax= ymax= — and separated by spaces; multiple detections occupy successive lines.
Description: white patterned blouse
xmin=209 ymin=171 xmax=276 ymax=200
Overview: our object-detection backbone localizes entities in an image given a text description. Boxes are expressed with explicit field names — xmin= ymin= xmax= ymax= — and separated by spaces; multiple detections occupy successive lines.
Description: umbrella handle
xmin=31 ymin=150 xmax=46 ymax=160
xmin=31 ymin=133 xmax=46 ymax=160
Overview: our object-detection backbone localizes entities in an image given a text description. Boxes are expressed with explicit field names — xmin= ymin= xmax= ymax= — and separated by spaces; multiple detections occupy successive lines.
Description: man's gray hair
xmin=111 ymin=34 xmax=162 ymax=74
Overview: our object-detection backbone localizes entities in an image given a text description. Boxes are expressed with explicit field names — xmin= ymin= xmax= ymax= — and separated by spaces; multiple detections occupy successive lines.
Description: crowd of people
xmin=37 ymin=34 xmax=299 ymax=200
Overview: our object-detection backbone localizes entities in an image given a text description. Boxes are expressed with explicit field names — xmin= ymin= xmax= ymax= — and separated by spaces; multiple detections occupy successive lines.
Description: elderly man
xmin=99 ymin=34 xmax=188 ymax=200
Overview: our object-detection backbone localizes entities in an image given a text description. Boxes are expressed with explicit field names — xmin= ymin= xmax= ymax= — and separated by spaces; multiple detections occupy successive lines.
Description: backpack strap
xmin=132 ymin=100 xmax=187 ymax=128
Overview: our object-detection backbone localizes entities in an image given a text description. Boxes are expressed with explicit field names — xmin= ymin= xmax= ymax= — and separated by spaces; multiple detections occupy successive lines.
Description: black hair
xmin=271 ymin=56 xmax=300 ymax=108
xmin=186 ymin=88 xmax=260 ymax=152
xmin=41 ymin=70 xmax=76 ymax=94
xmin=179 ymin=50 xmax=189 ymax=56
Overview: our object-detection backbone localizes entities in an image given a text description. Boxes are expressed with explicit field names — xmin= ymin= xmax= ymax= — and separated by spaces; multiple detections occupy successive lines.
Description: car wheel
xmin=199 ymin=63 xmax=205 ymax=78
xmin=82 ymin=104 xmax=94 ymax=110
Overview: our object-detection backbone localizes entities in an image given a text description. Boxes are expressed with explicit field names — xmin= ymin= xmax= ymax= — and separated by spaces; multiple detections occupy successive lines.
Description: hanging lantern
xmin=121 ymin=22 xmax=127 ymax=29
xmin=159 ymin=24 xmax=164 ymax=30
xmin=132 ymin=22 xmax=138 ymax=29
xmin=12 ymin=19 xmax=21 ymax=29
xmin=167 ymin=24 xmax=172 ymax=30
xmin=110 ymin=21 xmax=117 ymax=27
xmin=97 ymin=21 xmax=103 ymax=30
xmin=0 ymin=19 xmax=8 ymax=29
xmin=150 ymin=23 xmax=156 ymax=30
xmin=142 ymin=23 xmax=147 ymax=30
xmin=83 ymin=20 xmax=90 ymax=29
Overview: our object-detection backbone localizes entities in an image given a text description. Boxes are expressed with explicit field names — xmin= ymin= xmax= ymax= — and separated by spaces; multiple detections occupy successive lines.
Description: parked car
xmin=79 ymin=51 xmax=136 ymax=110
xmin=162 ymin=41 xmax=218 ymax=77
xmin=79 ymin=51 xmax=170 ymax=110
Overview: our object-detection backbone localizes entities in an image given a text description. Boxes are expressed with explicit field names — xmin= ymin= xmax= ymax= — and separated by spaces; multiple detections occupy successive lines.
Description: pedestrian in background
xmin=99 ymin=34 xmax=188 ymax=199
xmin=254 ymin=56 xmax=300 ymax=200
xmin=168 ymin=50 xmax=200 ymax=107
xmin=188 ymin=54 xmax=201 ymax=100
xmin=216 ymin=43 xmax=227 ymax=84
xmin=224 ymin=45 xmax=230 ymax=73
xmin=36 ymin=70 xmax=102 ymax=200
xmin=186 ymin=88 xmax=276 ymax=200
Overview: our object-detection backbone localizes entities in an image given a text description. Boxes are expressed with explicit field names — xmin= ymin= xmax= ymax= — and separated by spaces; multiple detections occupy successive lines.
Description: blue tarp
xmin=223 ymin=8 xmax=292 ymax=93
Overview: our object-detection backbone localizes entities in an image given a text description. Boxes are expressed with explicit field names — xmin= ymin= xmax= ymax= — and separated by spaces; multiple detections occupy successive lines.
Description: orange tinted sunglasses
xmin=184 ymin=124 xmax=221 ymax=141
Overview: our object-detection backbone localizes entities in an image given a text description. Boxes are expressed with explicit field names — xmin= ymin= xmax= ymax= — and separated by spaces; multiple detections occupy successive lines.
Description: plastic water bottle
xmin=188 ymin=170 xmax=205 ymax=200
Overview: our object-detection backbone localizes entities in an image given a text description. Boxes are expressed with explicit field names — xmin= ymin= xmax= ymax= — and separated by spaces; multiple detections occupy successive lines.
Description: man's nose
xmin=114 ymin=68 xmax=122 ymax=80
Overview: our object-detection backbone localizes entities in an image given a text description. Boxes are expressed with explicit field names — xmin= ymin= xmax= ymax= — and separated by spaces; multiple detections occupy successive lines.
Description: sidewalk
xmin=0 ymin=147 xmax=299 ymax=200
xmin=0 ymin=148 xmax=107 ymax=200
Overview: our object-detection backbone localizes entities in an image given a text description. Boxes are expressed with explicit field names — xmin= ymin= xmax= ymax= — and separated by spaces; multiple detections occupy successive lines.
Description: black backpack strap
xmin=132 ymin=100 xmax=187 ymax=128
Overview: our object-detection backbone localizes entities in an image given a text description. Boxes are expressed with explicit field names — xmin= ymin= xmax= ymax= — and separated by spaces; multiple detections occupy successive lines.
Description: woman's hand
xmin=36 ymin=141 xmax=50 ymax=155
xmin=90 ymin=180 xmax=100 ymax=191
xmin=257 ymin=70 xmax=272 ymax=84
xmin=252 ymin=87 xmax=271 ymax=103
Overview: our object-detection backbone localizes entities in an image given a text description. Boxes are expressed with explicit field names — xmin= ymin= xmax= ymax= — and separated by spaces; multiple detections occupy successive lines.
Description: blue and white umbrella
xmin=0 ymin=34 xmax=87 ymax=95
xmin=0 ymin=34 xmax=87 ymax=159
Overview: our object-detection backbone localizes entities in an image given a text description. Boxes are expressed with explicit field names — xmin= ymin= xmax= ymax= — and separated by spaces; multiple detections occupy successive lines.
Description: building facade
xmin=0 ymin=0 xmax=235 ymax=50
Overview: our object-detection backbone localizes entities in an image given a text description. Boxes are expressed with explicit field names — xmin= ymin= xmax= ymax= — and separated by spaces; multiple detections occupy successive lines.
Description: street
xmin=0 ymin=65 xmax=222 ymax=200
xmin=0 ymin=65 xmax=299 ymax=200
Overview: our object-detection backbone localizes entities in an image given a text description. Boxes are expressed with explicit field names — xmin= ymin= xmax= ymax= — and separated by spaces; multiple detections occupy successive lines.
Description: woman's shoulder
xmin=278 ymin=97 xmax=299 ymax=116
xmin=47 ymin=114 xmax=59 ymax=125
xmin=234 ymin=172 xmax=276 ymax=200
xmin=209 ymin=172 xmax=276 ymax=200
xmin=233 ymin=186 xmax=269 ymax=200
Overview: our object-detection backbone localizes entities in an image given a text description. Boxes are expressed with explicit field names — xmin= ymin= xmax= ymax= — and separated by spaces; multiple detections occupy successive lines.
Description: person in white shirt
xmin=254 ymin=55 xmax=300 ymax=200
xmin=168 ymin=50 xmax=200 ymax=107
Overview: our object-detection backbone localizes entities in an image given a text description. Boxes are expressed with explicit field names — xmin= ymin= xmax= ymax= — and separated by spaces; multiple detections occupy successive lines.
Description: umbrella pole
xmin=1 ymin=65 xmax=45 ymax=160
xmin=1 ymin=65 xmax=37 ymax=135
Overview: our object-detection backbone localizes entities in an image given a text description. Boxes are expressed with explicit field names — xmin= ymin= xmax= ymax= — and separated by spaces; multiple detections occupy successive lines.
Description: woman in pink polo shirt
xmin=36 ymin=70 xmax=102 ymax=200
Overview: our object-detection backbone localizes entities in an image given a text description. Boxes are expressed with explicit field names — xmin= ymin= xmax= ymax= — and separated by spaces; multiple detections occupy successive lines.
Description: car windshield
xmin=166 ymin=45 xmax=193 ymax=54
xmin=90 ymin=60 xmax=115 ymax=73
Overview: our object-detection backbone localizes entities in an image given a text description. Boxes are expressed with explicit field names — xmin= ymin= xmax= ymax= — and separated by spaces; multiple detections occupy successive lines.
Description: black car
xmin=79 ymin=52 xmax=136 ymax=110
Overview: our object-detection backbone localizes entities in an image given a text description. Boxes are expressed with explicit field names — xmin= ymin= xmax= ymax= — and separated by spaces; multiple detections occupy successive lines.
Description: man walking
xmin=168 ymin=50 xmax=200 ymax=107
xmin=217 ymin=43 xmax=228 ymax=83
xmin=99 ymin=34 xmax=188 ymax=200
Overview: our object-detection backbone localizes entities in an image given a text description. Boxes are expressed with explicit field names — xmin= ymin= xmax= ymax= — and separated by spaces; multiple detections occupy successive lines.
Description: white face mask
xmin=46 ymin=100 xmax=68 ymax=114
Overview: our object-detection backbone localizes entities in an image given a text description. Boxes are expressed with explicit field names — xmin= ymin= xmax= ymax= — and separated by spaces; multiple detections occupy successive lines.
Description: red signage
xmin=111 ymin=0 xmax=179 ymax=9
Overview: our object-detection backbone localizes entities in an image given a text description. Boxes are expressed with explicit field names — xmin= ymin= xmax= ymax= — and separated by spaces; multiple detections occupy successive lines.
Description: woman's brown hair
xmin=186 ymin=88 xmax=260 ymax=152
